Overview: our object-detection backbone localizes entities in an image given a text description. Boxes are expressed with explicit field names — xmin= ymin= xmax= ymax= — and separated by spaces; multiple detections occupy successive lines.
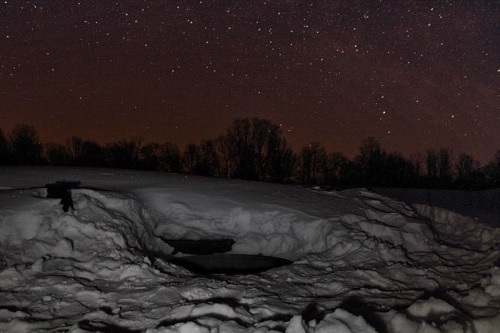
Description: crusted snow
xmin=0 ymin=167 xmax=499 ymax=332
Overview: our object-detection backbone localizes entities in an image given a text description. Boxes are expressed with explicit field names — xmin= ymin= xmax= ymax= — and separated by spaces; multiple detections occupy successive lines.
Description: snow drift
xmin=0 ymin=167 xmax=499 ymax=332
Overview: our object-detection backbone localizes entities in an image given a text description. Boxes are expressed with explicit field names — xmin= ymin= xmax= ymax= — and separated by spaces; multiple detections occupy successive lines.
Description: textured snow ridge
xmin=0 ymin=167 xmax=499 ymax=332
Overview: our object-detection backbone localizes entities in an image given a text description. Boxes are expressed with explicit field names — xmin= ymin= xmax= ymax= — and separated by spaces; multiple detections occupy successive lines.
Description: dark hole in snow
xmin=301 ymin=303 xmax=326 ymax=323
xmin=156 ymin=238 xmax=293 ymax=274
xmin=338 ymin=296 xmax=389 ymax=333
xmin=161 ymin=238 xmax=235 ymax=255
xmin=169 ymin=254 xmax=293 ymax=275
xmin=78 ymin=320 xmax=141 ymax=333
xmin=45 ymin=181 xmax=81 ymax=212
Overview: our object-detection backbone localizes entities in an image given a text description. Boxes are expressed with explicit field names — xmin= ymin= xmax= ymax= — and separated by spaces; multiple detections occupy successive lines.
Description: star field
xmin=1 ymin=0 xmax=498 ymax=162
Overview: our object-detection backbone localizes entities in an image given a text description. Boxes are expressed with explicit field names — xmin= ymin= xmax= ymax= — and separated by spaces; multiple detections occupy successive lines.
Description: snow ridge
xmin=0 ymin=168 xmax=498 ymax=332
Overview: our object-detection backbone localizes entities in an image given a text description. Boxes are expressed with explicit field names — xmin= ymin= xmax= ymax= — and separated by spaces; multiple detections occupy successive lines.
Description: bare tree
xmin=383 ymin=151 xmax=417 ymax=187
xmin=9 ymin=124 xmax=42 ymax=165
xmin=226 ymin=118 xmax=256 ymax=180
xmin=357 ymin=137 xmax=385 ymax=185
xmin=410 ymin=152 xmax=423 ymax=182
xmin=426 ymin=149 xmax=439 ymax=184
xmin=268 ymin=134 xmax=295 ymax=183
xmin=215 ymin=135 xmax=234 ymax=178
xmin=456 ymin=153 xmax=477 ymax=179
xmin=251 ymin=118 xmax=275 ymax=180
xmin=455 ymin=153 xmax=480 ymax=189
xmin=326 ymin=152 xmax=349 ymax=184
xmin=198 ymin=139 xmax=219 ymax=176
xmin=139 ymin=143 xmax=162 ymax=170
xmin=0 ymin=128 xmax=9 ymax=164
xmin=105 ymin=139 xmax=141 ymax=169
xmin=160 ymin=142 xmax=182 ymax=173
xmin=299 ymin=142 xmax=327 ymax=185
xmin=45 ymin=143 xmax=70 ymax=165
xmin=81 ymin=140 xmax=105 ymax=166
xmin=66 ymin=136 xmax=84 ymax=165
xmin=438 ymin=148 xmax=453 ymax=187
xmin=485 ymin=150 xmax=500 ymax=188
xmin=183 ymin=143 xmax=201 ymax=174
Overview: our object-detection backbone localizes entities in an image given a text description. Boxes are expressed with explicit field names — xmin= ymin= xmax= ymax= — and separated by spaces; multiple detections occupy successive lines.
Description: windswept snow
xmin=0 ymin=167 xmax=499 ymax=332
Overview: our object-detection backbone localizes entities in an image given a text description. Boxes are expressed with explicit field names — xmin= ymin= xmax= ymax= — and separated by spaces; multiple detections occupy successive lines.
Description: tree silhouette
xmin=454 ymin=153 xmax=480 ymax=189
xmin=485 ymin=150 xmax=500 ymax=188
xmin=268 ymin=134 xmax=295 ymax=183
xmin=425 ymin=149 xmax=439 ymax=187
xmin=222 ymin=118 xmax=282 ymax=180
xmin=383 ymin=152 xmax=418 ymax=187
xmin=85 ymin=141 xmax=105 ymax=166
xmin=215 ymin=135 xmax=234 ymax=178
xmin=2 ymin=121 xmax=499 ymax=189
xmin=325 ymin=152 xmax=349 ymax=186
xmin=160 ymin=143 xmax=182 ymax=173
xmin=105 ymin=139 xmax=141 ymax=169
xmin=183 ymin=143 xmax=201 ymax=174
xmin=251 ymin=118 xmax=275 ymax=180
xmin=226 ymin=118 xmax=256 ymax=180
xmin=438 ymin=148 xmax=453 ymax=187
xmin=45 ymin=143 xmax=70 ymax=165
xmin=139 ymin=143 xmax=162 ymax=170
xmin=0 ymin=128 xmax=9 ymax=165
xmin=66 ymin=136 xmax=84 ymax=165
xmin=197 ymin=139 xmax=219 ymax=176
xmin=357 ymin=137 xmax=385 ymax=186
xmin=9 ymin=124 xmax=42 ymax=165
xmin=299 ymin=142 xmax=327 ymax=185
xmin=410 ymin=152 xmax=424 ymax=186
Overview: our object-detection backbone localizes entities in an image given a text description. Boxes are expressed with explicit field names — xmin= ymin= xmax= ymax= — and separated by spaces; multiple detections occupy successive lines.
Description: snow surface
xmin=0 ymin=166 xmax=499 ymax=332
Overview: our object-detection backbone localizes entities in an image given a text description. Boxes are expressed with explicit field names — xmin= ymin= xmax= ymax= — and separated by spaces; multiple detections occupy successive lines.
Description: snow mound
xmin=413 ymin=204 xmax=500 ymax=252
xmin=0 ymin=167 xmax=499 ymax=332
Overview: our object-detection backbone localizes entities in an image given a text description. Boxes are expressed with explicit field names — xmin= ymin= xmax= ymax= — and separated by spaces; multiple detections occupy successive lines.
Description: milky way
xmin=1 ymin=1 xmax=498 ymax=162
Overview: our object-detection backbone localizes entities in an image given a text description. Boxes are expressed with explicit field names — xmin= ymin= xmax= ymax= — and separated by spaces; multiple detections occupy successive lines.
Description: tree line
xmin=1 ymin=119 xmax=499 ymax=190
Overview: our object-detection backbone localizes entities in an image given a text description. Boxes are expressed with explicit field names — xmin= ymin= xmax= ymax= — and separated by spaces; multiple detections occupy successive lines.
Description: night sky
xmin=1 ymin=1 xmax=498 ymax=162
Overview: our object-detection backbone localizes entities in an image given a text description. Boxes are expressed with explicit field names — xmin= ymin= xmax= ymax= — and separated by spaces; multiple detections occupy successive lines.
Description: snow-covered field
xmin=0 ymin=167 xmax=499 ymax=333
